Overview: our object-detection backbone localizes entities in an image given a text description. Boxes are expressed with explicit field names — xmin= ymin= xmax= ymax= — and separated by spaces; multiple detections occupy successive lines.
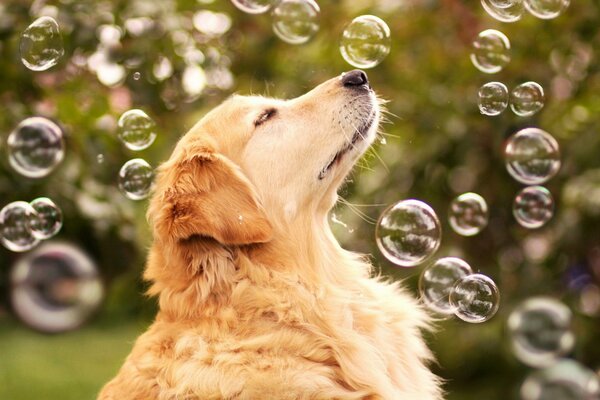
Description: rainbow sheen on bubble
xmin=29 ymin=197 xmax=63 ymax=240
xmin=376 ymin=199 xmax=442 ymax=267
xmin=524 ymin=0 xmax=570 ymax=19
xmin=340 ymin=15 xmax=391 ymax=69
xmin=117 ymin=109 xmax=157 ymax=151
xmin=513 ymin=186 xmax=554 ymax=229
xmin=7 ymin=117 xmax=65 ymax=179
xmin=481 ymin=0 xmax=525 ymax=22
xmin=450 ymin=274 xmax=500 ymax=323
xmin=510 ymin=82 xmax=545 ymax=117
xmin=478 ymin=82 xmax=509 ymax=116
xmin=449 ymin=193 xmax=489 ymax=236
xmin=231 ymin=0 xmax=278 ymax=14
xmin=504 ymin=128 xmax=561 ymax=185
xmin=508 ymin=297 xmax=574 ymax=368
xmin=20 ymin=16 xmax=64 ymax=71
xmin=0 ymin=201 xmax=39 ymax=252
xmin=419 ymin=257 xmax=473 ymax=315
xmin=471 ymin=29 xmax=511 ymax=74
xmin=272 ymin=0 xmax=320 ymax=45
xmin=118 ymin=158 xmax=155 ymax=200
xmin=521 ymin=360 xmax=600 ymax=400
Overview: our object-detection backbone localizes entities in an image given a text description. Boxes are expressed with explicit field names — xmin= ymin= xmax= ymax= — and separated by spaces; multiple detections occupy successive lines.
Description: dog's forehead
xmin=223 ymin=94 xmax=283 ymax=111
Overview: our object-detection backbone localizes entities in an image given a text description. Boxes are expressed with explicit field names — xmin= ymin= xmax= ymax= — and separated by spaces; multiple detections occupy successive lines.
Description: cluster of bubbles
xmin=478 ymin=81 xmax=545 ymax=116
xmin=508 ymin=298 xmax=600 ymax=398
xmin=231 ymin=1 xmax=391 ymax=69
xmin=116 ymin=109 xmax=157 ymax=200
xmin=419 ymin=257 xmax=500 ymax=323
xmin=375 ymin=200 xmax=499 ymax=323
xmin=0 ymin=198 xmax=63 ymax=253
xmin=482 ymin=0 xmax=570 ymax=23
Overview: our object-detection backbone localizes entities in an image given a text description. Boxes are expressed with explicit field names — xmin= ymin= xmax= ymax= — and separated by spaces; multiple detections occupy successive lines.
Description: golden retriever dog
xmin=99 ymin=70 xmax=442 ymax=400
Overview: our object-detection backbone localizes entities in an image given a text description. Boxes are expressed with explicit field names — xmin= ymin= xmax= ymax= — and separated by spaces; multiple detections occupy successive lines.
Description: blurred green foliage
xmin=1 ymin=0 xmax=599 ymax=398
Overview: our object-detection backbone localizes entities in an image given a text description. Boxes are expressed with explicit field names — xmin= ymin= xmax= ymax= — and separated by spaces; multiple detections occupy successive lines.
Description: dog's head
xmin=149 ymin=70 xmax=380 ymax=247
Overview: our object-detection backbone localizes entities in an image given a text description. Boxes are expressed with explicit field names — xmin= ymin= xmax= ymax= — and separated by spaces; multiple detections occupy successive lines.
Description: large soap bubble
xmin=29 ymin=197 xmax=63 ymax=240
xmin=376 ymin=199 xmax=442 ymax=267
xmin=272 ymin=0 xmax=320 ymax=45
xmin=510 ymin=82 xmax=545 ymax=117
xmin=419 ymin=257 xmax=473 ymax=315
xmin=117 ymin=109 xmax=157 ymax=151
xmin=450 ymin=274 xmax=500 ymax=323
xmin=449 ymin=192 xmax=489 ymax=236
xmin=231 ymin=0 xmax=278 ymax=14
xmin=513 ymin=186 xmax=554 ymax=229
xmin=521 ymin=359 xmax=600 ymax=400
xmin=118 ymin=159 xmax=155 ymax=200
xmin=471 ymin=29 xmax=511 ymax=74
xmin=478 ymin=81 xmax=509 ymax=116
xmin=0 ymin=201 xmax=40 ymax=252
xmin=504 ymin=128 xmax=561 ymax=185
xmin=340 ymin=15 xmax=391 ymax=69
xmin=524 ymin=0 xmax=570 ymax=19
xmin=481 ymin=0 xmax=525 ymax=22
xmin=20 ymin=16 xmax=64 ymax=71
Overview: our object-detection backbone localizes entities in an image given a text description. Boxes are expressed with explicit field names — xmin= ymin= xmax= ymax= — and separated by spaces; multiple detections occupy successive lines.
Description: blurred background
xmin=1 ymin=0 xmax=599 ymax=399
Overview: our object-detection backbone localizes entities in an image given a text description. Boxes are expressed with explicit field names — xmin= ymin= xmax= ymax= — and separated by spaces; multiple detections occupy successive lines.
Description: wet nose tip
xmin=342 ymin=69 xmax=369 ymax=87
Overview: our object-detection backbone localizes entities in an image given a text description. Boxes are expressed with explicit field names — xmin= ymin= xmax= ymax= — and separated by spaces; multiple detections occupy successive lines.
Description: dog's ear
xmin=148 ymin=137 xmax=273 ymax=246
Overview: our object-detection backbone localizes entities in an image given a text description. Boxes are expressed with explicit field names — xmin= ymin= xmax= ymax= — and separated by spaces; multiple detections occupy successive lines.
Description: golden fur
xmin=98 ymin=73 xmax=443 ymax=400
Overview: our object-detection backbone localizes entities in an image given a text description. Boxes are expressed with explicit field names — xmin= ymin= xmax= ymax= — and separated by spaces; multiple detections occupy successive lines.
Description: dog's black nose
xmin=342 ymin=70 xmax=369 ymax=88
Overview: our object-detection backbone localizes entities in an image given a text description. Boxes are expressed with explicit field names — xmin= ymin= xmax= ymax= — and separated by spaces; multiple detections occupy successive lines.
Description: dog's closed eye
xmin=254 ymin=108 xmax=277 ymax=127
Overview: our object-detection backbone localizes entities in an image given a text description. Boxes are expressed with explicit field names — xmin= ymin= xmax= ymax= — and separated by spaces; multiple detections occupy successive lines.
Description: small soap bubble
xmin=376 ymin=199 xmax=442 ymax=267
xmin=449 ymin=193 xmax=489 ymax=236
xmin=513 ymin=186 xmax=554 ymax=229
xmin=504 ymin=128 xmax=561 ymax=185
xmin=97 ymin=154 xmax=104 ymax=164
xmin=481 ymin=0 xmax=525 ymax=22
xmin=521 ymin=360 xmax=600 ymax=400
xmin=7 ymin=117 xmax=65 ymax=179
xmin=510 ymin=82 xmax=545 ymax=117
xmin=272 ymin=0 xmax=320 ymax=45
xmin=231 ymin=0 xmax=278 ymax=14
xmin=524 ymin=0 xmax=570 ymax=19
xmin=117 ymin=109 xmax=157 ymax=151
xmin=340 ymin=15 xmax=391 ymax=69
xmin=470 ymin=29 xmax=511 ymax=74
xmin=133 ymin=71 xmax=141 ymax=80
xmin=0 ymin=201 xmax=40 ymax=252
xmin=508 ymin=297 xmax=574 ymax=368
xmin=450 ymin=274 xmax=500 ymax=323
xmin=419 ymin=257 xmax=473 ymax=315
xmin=478 ymin=82 xmax=509 ymax=116
xmin=118 ymin=158 xmax=155 ymax=200
xmin=29 ymin=197 xmax=63 ymax=240
xmin=20 ymin=16 xmax=64 ymax=71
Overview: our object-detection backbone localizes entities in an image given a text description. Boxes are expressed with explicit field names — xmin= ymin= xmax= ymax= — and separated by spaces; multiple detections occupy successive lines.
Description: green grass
xmin=0 ymin=319 xmax=147 ymax=400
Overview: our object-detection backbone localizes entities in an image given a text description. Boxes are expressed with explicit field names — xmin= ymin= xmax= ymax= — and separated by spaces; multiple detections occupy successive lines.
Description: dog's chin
xmin=318 ymin=111 xmax=378 ymax=181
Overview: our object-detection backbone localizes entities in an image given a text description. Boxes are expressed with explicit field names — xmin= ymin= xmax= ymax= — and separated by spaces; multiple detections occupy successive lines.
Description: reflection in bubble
xmin=340 ymin=15 xmax=391 ymax=69
xmin=450 ymin=274 xmax=500 ymax=323
xmin=449 ymin=192 xmax=489 ymax=236
xmin=20 ymin=16 xmax=64 ymax=71
xmin=0 ymin=201 xmax=39 ymax=252
xmin=508 ymin=297 xmax=574 ymax=367
xmin=272 ymin=0 xmax=320 ymax=45
xmin=513 ymin=186 xmax=554 ymax=229
xmin=504 ymin=128 xmax=561 ymax=185
xmin=29 ymin=197 xmax=63 ymax=240
xmin=376 ymin=199 xmax=442 ymax=267
xmin=471 ymin=29 xmax=511 ymax=74
xmin=521 ymin=359 xmax=600 ymax=400
xmin=510 ymin=82 xmax=545 ymax=117
xmin=419 ymin=257 xmax=473 ymax=315
xmin=117 ymin=109 xmax=157 ymax=151
xmin=118 ymin=158 xmax=155 ymax=200
xmin=7 ymin=117 xmax=65 ymax=179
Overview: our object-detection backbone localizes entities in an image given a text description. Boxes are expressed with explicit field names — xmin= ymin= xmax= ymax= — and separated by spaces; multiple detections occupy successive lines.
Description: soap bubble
xmin=419 ymin=257 xmax=473 ymax=315
xmin=510 ymin=82 xmax=545 ymax=117
xmin=449 ymin=193 xmax=489 ymax=236
xmin=7 ymin=117 xmax=65 ymax=179
xmin=20 ymin=16 xmax=64 ymax=71
xmin=231 ymin=0 xmax=278 ymax=14
xmin=376 ymin=199 xmax=442 ymax=267
xmin=0 ymin=201 xmax=39 ymax=252
xmin=524 ymin=0 xmax=570 ymax=19
xmin=117 ymin=109 xmax=157 ymax=151
xmin=340 ymin=15 xmax=391 ymax=69
xmin=521 ymin=359 xmax=600 ymax=400
xmin=450 ymin=274 xmax=500 ymax=323
xmin=478 ymin=82 xmax=509 ymax=116
xmin=118 ymin=159 xmax=155 ymax=200
xmin=29 ymin=197 xmax=63 ymax=240
xmin=513 ymin=186 xmax=554 ymax=229
xmin=481 ymin=0 xmax=525 ymax=22
xmin=504 ymin=128 xmax=561 ymax=185
xmin=470 ymin=29 xmax=511 ymax=74
xmin=272 ymin=0 xmax=320 ymax=45
xmin=508 ymin=297 xmax=575 ymax=367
